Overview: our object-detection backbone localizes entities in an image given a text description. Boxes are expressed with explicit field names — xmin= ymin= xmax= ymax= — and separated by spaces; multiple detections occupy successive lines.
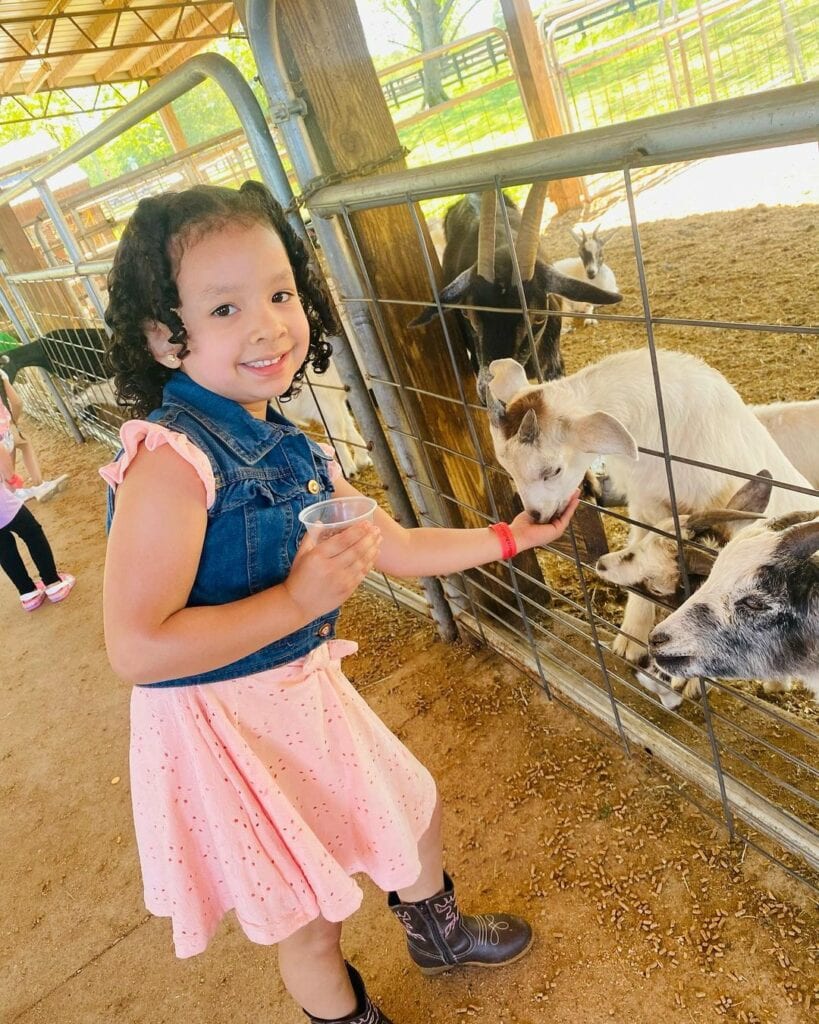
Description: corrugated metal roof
xmin=0 ymin=1 xmax=238 ymax=96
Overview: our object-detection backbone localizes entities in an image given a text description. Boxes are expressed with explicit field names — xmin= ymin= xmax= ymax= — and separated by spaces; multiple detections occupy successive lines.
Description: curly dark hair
xmin=104 ymin=180 xmax=336 ymax=419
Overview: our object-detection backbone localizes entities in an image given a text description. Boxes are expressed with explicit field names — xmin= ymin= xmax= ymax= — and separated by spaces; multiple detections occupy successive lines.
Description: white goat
xmin=753 ymin=400 xmax=819 ymax=490
xmin=74 ymin=364 xmax=373 ymax=480
xmin=275 ymin=362 xmax=373 ymax=479
xmin=595 ymin=398 xmax=819 ymax=601
xmin=552 ymin=225 xmax=618 ymax=331
xmin=486 ymin=349 xmax=819 ymax=668
xmin=649 ymin=512 xmax=819 ymax=700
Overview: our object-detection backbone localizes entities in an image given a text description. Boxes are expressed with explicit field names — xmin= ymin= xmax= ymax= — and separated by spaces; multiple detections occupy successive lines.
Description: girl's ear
xmin=144 ymin=320 xmax=182 ymax=368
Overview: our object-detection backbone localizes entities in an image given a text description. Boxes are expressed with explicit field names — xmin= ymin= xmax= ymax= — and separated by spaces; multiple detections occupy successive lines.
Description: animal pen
xmin=1 ymin=3 xmax=818 ymax=911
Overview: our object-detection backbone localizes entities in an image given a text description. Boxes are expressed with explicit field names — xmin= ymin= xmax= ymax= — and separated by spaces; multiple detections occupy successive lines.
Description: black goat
xmin=0 ymin=327 xmax=109 ymax=384
xmin=412 ymin=184 xmax=622 ymax=385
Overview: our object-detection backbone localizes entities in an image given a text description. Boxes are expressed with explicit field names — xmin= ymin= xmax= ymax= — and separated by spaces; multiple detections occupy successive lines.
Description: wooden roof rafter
xmin=0 ymin=1 xmax=240 ymax=96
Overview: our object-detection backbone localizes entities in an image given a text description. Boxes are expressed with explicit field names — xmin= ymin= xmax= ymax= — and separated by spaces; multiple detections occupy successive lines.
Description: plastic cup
xmin=298 ymin=496 xmax=377 ymax=542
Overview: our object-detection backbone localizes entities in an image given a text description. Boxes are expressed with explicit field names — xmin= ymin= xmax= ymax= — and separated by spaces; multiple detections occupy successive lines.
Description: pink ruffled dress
xmin=101 ymin=422 xmax=437 ymax=958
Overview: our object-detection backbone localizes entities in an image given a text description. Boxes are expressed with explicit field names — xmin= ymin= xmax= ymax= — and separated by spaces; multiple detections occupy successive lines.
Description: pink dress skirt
xmin=102 ymin=422 xmax=438 ymax=958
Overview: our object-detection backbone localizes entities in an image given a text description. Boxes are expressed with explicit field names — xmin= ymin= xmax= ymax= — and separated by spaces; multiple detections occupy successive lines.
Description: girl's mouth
xmin=242 ymin=354 xmax=287 ymax=376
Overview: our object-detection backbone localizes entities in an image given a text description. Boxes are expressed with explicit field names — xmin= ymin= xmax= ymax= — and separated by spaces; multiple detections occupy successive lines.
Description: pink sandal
xmin=20 ymin=587 xmax=46 ymax=612
xmin=44 ymin=572 xmax=76 ymax=604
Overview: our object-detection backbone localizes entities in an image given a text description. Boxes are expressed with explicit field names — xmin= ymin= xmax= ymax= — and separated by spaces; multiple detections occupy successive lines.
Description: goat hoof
xmin=611 ymin=633 xmax=644 ymax=664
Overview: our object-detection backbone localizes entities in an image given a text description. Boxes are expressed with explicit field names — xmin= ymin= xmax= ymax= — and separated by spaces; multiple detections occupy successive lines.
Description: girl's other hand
xmin=509 ymin=490 xmax=581 ymax=552
xmin=284 ymin=520 xmax=382 ymax=620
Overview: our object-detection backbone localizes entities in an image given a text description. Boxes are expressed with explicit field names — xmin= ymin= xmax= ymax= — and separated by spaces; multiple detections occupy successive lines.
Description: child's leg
xmin=0 ymin=519 xmax=38 ymax=594
xmin=9 ymin=505 xmax=60 ymax=586
xmin=395 ymin=794 xmax=444 ymax=903
xmin=14 ymin=430 xmax=43 ymax=486
xmin=277 ymin=915 xmax=356 ymax=1019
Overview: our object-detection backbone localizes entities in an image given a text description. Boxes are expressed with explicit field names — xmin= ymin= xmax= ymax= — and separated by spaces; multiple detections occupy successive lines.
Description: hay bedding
xmin=3 ymin=202 xmax=818 ymax=1023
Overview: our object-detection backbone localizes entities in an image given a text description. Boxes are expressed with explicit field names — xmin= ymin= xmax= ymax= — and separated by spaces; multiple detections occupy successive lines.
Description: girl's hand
xmin=283 ymin=521 xmax=382 ymax=620
xmin=509 ymin=490 xmax=581 ymax=552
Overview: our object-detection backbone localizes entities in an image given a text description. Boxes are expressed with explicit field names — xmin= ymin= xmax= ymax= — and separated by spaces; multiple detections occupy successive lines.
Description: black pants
xmin=0 ymin=505 xmax=60 ymax=595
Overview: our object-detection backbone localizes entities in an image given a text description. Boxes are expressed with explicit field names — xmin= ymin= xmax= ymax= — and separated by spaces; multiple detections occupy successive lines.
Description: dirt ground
xmin=3 ymin=176 xmax=819 ymax=1022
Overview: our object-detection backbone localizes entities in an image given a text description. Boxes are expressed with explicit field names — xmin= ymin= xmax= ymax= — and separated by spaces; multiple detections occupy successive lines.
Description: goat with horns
xmin=411 ymin=183 xmax=623 ymax=389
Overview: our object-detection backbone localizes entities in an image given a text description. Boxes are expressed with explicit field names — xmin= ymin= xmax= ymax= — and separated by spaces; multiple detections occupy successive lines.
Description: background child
xmin=102 ymin=181 xmax=578 ymax=1024
xmin=0 ymin=367 xmax=68 ymax=502
xmin=0 ymin=437 xmax=75 ymax=610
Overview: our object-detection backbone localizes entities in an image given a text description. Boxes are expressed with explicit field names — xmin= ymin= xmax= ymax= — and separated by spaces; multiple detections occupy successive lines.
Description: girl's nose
xmin=252 ymin=303 xmax=287 ymax=343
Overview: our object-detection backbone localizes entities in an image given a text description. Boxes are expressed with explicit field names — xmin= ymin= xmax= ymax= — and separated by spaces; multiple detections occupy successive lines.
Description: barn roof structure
xmin=0 ymin=1 xmax=241 ymax=123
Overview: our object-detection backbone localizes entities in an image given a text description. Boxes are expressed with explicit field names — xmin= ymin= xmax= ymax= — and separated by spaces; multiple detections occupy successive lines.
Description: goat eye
xmin=736 ymin=594 xmax=769 ymax=612
xmin=542 ymin=467 xmax=562 ymax=481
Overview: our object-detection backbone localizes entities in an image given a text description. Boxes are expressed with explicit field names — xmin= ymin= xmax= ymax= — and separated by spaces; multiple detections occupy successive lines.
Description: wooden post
xmin=276 ymin=0 xmax=548 ymax=616
xmin=0 ymin=204 xmax=80 ymax=332
xmin=158 ymin=104 xmax=189 ymax=152
xmin=499 ymin=0 xmax=585 ymax=212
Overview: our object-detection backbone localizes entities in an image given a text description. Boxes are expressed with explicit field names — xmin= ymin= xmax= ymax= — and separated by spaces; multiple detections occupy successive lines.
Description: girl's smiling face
xmin=170 ymin=220 xmax=310 ymax=418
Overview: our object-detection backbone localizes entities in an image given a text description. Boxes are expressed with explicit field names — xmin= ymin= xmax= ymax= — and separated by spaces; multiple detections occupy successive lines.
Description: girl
xmin=0 ymin=367 xmax=69 ymax=502
xmin=101 ymin=181 xmax=579 ymax=1024
xmin=0 ymin=394 xmax=75 ymax=609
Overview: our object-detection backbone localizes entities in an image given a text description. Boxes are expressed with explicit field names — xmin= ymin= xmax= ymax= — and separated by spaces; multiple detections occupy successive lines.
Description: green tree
xmin=379 ymin=0 xmax=484 ymax=107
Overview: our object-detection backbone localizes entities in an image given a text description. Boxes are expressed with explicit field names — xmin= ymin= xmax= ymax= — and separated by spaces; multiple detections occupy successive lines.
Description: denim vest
xmin=106 ymin=373 xmax=339 ymax=687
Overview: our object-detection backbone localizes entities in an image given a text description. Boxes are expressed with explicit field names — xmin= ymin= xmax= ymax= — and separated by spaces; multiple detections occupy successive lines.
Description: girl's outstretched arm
xmin=103 ymin=444 xmax=380 ymax=685
xmin=330 ymin=475 xmax=580 ymax=578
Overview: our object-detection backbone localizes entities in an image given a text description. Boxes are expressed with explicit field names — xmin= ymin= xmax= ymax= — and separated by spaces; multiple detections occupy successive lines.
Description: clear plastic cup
xmin=298 ymin=496 xmax=377 ymax=542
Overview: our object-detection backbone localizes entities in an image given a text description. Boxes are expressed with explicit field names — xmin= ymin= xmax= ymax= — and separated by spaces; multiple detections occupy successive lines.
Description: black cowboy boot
xmin=303 ymin=962 xmax=393 ymax=1024
xmin=388 ymin=872 xmax=533 ymax=976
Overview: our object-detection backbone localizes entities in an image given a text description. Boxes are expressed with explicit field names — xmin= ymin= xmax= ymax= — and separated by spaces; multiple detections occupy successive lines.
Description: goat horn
xmin=476 ymin=190 xmax=496 ymax=280
xmin=515 ymin=180 xmax=549 ymax=281
xmin=685 ymin=508 xmax=765 ymax=534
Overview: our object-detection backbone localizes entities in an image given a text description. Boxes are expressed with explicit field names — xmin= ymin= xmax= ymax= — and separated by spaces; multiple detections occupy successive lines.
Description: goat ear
xmin=683 ymin=544 xmax=717 ymax=577
xmin=569 ymin=226 xmax=584 ymax=246
xmin=726 ymin=470 xmax=773 ymax=514
xmin=479 ymin=367 xmax=507 ymax=425
xmin=571 ymin=411 xmax=638 ymax=459
xmin=776 ymin=519 xmax=819 ymax=562
xmin=518 ymin=408 xmax=540 ymax=446
xmin=409 ymin=268 xmax=473 ymax=327
xmin=487 ymin=358 xmax=530 ymax=405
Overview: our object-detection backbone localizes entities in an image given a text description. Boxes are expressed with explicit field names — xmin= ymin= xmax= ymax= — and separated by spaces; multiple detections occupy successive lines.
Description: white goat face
xmin=649 ymin=516 xmax=819 ymax=684
xmin=486 ymin=358 xmax=638 ymax=523
xmin=596 ymin=520 xmax=682 ymax=596
xmin=570 ymin=224 xmax=612 ymax=280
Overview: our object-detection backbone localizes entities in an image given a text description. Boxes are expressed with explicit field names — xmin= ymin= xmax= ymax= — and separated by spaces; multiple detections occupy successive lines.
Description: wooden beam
xmin=158 ymin=104 xmax=188 ymax=151
xmin=276 ymin=0 xmax=547 ymax=613
xmin=499 ymin=0 xmax=585 ymax=212
xmin=92 ymin=6 xmax=183 ymax=82
xmin=128 ymin=3 xmax=234 ymax=79
xmin=40 ymin=0 xmax=126 ymax=90
xmin=0 ymin=0 xmax=69 ymax=94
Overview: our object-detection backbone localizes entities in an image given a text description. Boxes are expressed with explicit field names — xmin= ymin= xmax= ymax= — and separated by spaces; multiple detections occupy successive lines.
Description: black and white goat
xmin=0 ymin=327 xmax=109 ymax=384
xmin=552 ymin=224 xmax=619 ymax=332
xmin=411 ymin=185 xmax=622 ymax=385
xmin=649 ymin=512 xmax=819 ymax=700
xmin=485 ymin=349 xmax=819 ymax=669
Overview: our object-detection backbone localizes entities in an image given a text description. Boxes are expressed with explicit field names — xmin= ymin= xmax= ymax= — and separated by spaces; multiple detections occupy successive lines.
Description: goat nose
xmin=649 ymin=630 xmax=670 ymax=649
xmin=528 ymin=509 xmax=542 ymax=524
xmin=595 ymin=556 xmax=608 ymax=572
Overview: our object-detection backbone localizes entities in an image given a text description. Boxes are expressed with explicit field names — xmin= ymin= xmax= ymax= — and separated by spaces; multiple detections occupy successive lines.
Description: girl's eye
xmin=272 ymin=291 xmax=293 ymax=304
xmin=211 ymin=303 xmax=237 ymax=317
xmin=737 ymin=594 xmax=769 ymax=612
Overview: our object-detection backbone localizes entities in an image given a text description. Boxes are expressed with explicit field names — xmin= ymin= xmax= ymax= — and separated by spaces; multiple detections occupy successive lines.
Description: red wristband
xmin=489 ymin=521 xmax=517 ymax=560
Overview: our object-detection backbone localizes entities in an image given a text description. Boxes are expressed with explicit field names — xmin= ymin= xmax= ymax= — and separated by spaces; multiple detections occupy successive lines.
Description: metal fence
xmin=539 ymin=0 xmax=817 ymax=135
xmin=1 ymin=44 xmax=817 ymax=892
